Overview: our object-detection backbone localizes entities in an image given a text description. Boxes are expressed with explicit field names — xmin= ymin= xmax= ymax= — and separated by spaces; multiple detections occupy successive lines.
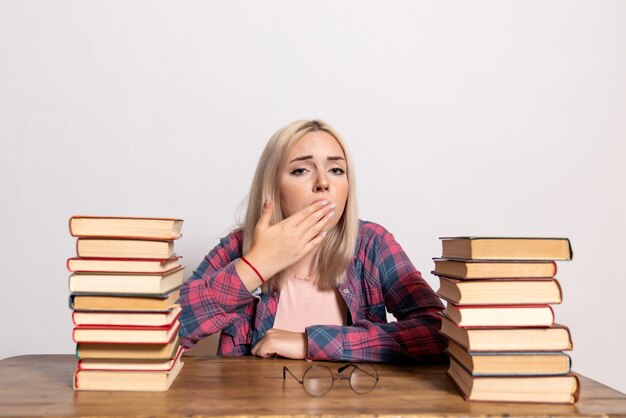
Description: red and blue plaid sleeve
xmin=306 ymin=222 xmax=447 ymax=363
xmin=179 ymin=230 xmax=256 ymax=352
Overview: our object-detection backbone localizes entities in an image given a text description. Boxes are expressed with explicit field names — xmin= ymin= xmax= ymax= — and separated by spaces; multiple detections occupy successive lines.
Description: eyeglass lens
xmin=302 ymin=365 xmax=334 ymax=397
xmin=348 ymin=364 xmax=378 ymax=394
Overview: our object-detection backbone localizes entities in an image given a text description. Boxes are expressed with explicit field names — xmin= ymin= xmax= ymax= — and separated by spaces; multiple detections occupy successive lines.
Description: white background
xmin=1 ymin=1 xmax=625 ymax=393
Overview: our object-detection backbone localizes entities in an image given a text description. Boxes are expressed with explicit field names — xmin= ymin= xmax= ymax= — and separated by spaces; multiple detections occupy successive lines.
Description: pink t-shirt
xmin=273 ymin=272 xmax=347 ymax=332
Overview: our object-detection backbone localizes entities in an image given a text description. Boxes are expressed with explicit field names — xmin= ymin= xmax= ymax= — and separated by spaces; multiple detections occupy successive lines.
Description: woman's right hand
xmin=241 ymin=198 xmax=336 ymax=284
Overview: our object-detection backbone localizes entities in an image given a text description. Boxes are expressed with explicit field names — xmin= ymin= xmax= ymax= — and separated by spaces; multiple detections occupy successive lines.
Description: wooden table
xmin=1 ymin=355 xmax=625 ymax=417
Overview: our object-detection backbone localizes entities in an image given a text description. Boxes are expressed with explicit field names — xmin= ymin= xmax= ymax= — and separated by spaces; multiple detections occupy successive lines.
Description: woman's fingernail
xmin=330 ymin=203 xmax=337 ymax=209
xmin=321 ymin=199 xmax=329 ymax=205
xmin=320 ymin=231 xmax=327 ymax=237
xmin=328 ymin=211 xmax=335 ymax=219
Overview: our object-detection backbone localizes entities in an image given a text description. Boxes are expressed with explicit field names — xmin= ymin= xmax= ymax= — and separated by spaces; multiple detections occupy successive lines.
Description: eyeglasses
xmin=282 ymin=363 xmax=379 ymax=397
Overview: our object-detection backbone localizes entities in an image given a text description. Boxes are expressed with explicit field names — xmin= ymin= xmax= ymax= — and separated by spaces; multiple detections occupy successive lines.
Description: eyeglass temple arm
xmin=282 ymin=366 xmax=304 ymax=384
xmin=337 ymin=363 xmax=379 ymax=380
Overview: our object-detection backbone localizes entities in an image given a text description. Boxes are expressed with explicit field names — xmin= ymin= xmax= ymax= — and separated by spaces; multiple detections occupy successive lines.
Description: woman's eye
xmin=289 ymin=168 xmax=308 ymax=176
xmin=330 ymin=167 xmax=345 ymax=175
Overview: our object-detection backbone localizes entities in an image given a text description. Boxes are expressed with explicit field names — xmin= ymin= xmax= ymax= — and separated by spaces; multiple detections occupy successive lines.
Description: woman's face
xmin=279 ymin=130 xmax=349 ymax=230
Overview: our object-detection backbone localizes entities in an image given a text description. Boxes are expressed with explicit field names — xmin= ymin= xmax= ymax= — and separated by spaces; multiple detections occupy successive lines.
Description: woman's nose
xmin=314 ymin=173 xmax=329 ymax=192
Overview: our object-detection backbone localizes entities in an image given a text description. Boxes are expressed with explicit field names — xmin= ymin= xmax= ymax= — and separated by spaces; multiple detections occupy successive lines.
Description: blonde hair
xmin=241 ymin=119 xmax=359 ymax=289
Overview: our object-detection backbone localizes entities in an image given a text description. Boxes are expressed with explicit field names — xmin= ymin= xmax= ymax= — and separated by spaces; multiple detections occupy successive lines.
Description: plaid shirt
xmin=179 ymin=220 xmax=447 ymax=363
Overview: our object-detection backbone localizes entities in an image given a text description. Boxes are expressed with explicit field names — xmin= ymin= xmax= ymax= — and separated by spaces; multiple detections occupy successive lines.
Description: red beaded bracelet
xmin=241 ymin=256 xmax=265 ymax=284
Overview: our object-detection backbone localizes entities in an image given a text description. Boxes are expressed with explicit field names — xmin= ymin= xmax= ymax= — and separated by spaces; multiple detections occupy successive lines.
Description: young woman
xmin=179 ymin=119 xmax=447 ymax=363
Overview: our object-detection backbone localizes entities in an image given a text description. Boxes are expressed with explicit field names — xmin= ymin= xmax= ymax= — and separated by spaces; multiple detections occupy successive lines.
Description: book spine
xmin=68 ymin=217 xmax=77 ymax=237
xmin=572 ymin=373 xmax=581 ymax=403
xmin=548 ymin=305 xmax=555 ymax=325
xmin=554 ymin=279 xmax=564 ymax=304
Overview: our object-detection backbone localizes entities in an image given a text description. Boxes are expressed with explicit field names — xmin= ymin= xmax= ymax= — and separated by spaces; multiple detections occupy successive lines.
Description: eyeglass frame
xmin=282 ymin=363 xmax=379 ymax=397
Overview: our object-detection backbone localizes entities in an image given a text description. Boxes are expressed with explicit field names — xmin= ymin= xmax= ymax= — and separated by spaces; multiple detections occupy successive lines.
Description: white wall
xmin=1 ymin=0 xmax=625 ymax=393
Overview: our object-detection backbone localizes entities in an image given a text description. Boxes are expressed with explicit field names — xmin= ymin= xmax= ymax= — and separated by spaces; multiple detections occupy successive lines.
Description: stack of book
xmin=67 ymin=216 xmax=185 ymax=392
xmin=433 ymin=237 xmax=579 ymax=404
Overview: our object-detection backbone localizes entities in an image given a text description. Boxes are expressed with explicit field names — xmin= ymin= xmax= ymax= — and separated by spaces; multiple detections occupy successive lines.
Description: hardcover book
xmin=69 ymin=216 xmax=183 ymax=240
xmin=72 ymin=305 xmax=182 ymax=327
xmin=439 ymin=237 xmax=573 ymax=261
xmin=76 ymin=336 xmax=181 ymax=360
xmin=76 ymin=238 xmax=175 ymax=259
xmin=67 ymin=256 xmax=182 ymax=274
xmin=447 ymin=357 xmax=579 ymax=404
xmin=68 ymin=267 xmax=184 ymax=295
xmin=72 ymin=321 xmax=181 ymax=344
xmin=446 ymin=340 xmax=572 ymax=376
xmin=73 ymin=351 xmax=184 ymax=392
xmin=69 ymin=287 xmax=181 ymax=311
xmin=439 ymin=315 xmax=573 ymax=352
xmin=432 ymin=259 xmax=557 ymax=279
xmin=443 ymin=304 xmax=555 ymax=327
xmin=436 ymin=276 xmax=563 ymax=305
xmin=77 ymin=346 xmax=183 ymax=371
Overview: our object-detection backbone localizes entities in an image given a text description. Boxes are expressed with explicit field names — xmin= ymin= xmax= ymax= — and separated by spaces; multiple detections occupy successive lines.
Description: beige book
xmin=447 ymin=357 xmax=579 ymax=403
xmin=70 ymin=288 xmax=180 ymax=311
xmin=440 ymin=315 xmax=573 ymax=352
xmin=72 ymin=321 xmax=180 ymax=344
xmin=72 ymin=305 xmax=182 ymax=327
xmin=440 ymin=237 xmax=572 ymax=261
xmin=446 ymin=340 xmax=571 ymax=376
xmin=437 ymin=276 xmax=562 ymax=305
xmin=76 ymin=238 xmax=175 ymax=259
xmin=73 ymin=353 xmax=184 ymax=392
xmin=76 ymin=336 xmax=181 ymax=360
xmin=67 ymin=255 xmax=182 ymax=274
xmin=69 ymin=216 xmax=183 ymax=240
xmin=69 ymin=268 xmax=184 ymax=295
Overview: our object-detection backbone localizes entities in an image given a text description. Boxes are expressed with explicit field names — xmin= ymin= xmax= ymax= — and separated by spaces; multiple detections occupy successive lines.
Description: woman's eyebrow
xmin=289 ymin=155 xmax=346 ymax=163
